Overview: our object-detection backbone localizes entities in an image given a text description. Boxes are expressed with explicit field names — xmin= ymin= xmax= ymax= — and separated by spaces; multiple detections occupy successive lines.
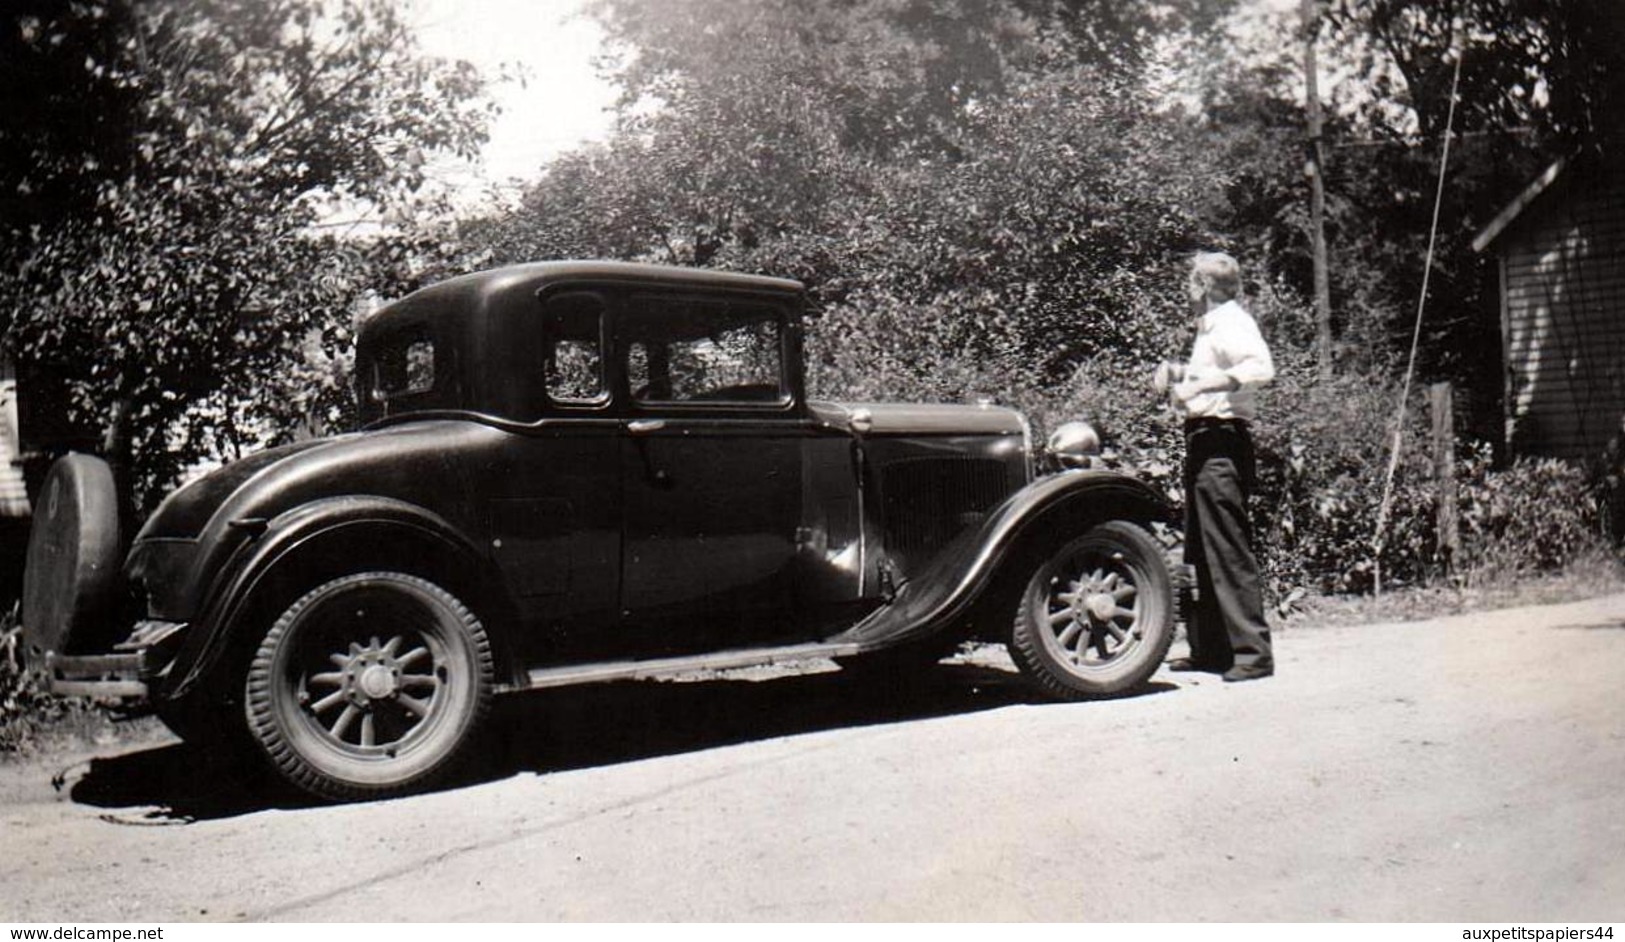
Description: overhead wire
xmin=1371 ymin=40 xmax=1466 ymax=597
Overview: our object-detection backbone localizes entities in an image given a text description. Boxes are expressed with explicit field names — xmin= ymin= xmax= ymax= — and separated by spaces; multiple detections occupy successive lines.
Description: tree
xmin=0 ymin=0 xmax=493 ymax=507
xmin=588 ymin=0 xmax=1224 ymax=157
xmin=468 ymin=0 xmax=1238 ymax=414
xmin=1325 ymin=0 xmax=1625 ymax=151
xmin=0 ymin=1 xmax=142 ymax=250
xmin=1303 ymin=0 xmax=1625 ymax=429
xmin=1165 ymin=0 xmax=1625 ymax=405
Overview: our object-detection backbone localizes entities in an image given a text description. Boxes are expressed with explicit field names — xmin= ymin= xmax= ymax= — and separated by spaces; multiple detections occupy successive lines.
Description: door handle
xmin=626 ymin=419 xmax=673 ymax=488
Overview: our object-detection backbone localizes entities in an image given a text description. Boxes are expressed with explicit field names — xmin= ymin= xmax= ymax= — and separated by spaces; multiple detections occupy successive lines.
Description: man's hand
xmin=1172 ymin=368 xmax=1238 ymax=403
xmin=1152 ymin=360 xmax=1185 ymax=394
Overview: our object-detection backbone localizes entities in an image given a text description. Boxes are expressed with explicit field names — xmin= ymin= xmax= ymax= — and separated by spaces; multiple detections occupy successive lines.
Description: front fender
xmin=834 ymin=469 xmax=1172 ymax=648
xmin=159 ymin=495 xmax=500 ymax=701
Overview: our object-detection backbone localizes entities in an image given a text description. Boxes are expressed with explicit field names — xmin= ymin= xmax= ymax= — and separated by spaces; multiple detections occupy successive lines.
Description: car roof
xmin=356 ymin=261 xmax=810 ymax=423
xmin=378 ymin=260 xmax=805 ymax=321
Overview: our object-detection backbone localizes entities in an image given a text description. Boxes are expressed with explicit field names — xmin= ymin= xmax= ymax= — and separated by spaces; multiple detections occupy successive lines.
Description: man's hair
xmin=1190 ymin=251 xmax=1242 ymax=302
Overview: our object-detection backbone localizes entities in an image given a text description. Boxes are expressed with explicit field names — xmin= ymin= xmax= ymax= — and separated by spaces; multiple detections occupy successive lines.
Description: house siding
xmin=0 ymin=361 xmax=31 ymax=518
xmin=1500 ymin=170 xmax=1625 ymax=462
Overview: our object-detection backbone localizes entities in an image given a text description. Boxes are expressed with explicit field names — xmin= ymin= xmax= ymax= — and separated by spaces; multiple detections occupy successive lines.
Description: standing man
xmin=1153 ymin=251 xmax=1275 ymax=682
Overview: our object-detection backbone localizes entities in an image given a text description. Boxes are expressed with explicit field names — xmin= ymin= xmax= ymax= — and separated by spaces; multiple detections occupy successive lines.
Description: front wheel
xmin=244 ymin=572 xmax=494 ymax=801
xmin=1009 ymin=521 xmax=1175 ymax=700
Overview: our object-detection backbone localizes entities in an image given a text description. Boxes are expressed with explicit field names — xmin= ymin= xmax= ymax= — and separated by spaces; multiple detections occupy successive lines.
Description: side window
xmin=544 ymin=293 xmax=606 ymax=406
xmin=371 ymin=330 xmax=436 ymax=401
xmin=624 ymin=298 xmax=787 ymax=406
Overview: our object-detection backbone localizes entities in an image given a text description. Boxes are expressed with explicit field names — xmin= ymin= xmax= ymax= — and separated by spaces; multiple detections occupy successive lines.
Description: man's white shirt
xmin=1180 ymin=300 xmax=1275 ymax=421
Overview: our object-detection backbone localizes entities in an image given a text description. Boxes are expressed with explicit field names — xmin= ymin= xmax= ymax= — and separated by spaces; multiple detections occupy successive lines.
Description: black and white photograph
xmin=1 ymin=0 xmax=1622 ymax=926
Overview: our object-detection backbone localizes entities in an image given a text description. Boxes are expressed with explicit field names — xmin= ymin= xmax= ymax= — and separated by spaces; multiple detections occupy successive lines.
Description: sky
xmin=407 ymin=0 xmax=618 ymax=207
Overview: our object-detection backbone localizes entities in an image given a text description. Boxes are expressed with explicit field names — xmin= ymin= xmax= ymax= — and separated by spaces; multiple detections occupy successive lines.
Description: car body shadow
xmin=69 ymin=661 xmax=1176 ymax=822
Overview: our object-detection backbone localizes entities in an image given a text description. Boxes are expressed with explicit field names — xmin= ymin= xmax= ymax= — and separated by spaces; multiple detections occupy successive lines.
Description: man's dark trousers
xmin=1183 ymin=418 xmax=1272 ymax=669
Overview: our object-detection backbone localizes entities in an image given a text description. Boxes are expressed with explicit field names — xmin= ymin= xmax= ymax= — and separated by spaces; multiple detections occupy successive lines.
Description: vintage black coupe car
xmin=23 ymin=261 xmax=1176 ymax=801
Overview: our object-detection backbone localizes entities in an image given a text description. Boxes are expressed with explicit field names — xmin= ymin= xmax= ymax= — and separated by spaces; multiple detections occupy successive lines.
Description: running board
xmin=515 ymin=640 xmax=870 ymax=692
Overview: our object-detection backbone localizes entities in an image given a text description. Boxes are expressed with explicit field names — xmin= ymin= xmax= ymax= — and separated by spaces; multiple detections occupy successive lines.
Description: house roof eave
xmin=1471 ymin=157 xmax=1567 ymax=253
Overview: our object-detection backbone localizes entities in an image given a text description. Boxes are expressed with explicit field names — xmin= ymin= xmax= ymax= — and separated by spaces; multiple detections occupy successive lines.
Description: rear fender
xmin=833 ymin=469 xmax=1172 ymax=648
xmin=160 ymin=496 xmax=515 ymax=701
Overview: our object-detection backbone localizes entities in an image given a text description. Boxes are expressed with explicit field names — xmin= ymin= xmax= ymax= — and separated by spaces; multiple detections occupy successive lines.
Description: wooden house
xmin=1473 ymin=156 xmax=1625 ymax=462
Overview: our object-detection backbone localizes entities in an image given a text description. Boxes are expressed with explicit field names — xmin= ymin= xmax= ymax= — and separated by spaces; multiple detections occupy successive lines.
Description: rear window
xmin=357 ymin=319 xmax=458 ymax=424
xmin=370 ymin=331 xmax=437 ymax=401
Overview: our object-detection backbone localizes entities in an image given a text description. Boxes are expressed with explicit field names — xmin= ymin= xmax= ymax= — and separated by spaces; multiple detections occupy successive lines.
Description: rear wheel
xmin=244 ymin=572 xmax=494 ymax=801
xmin=1009 ymin=521 xmax=1174 ymax=700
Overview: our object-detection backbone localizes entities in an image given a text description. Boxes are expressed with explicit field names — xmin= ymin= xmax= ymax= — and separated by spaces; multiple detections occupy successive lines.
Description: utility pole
xmin=1303 ymin=0 xmax=1333 ymax=379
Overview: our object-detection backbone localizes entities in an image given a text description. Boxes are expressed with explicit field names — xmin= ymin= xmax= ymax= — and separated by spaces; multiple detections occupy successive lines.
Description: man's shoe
xmin=1167 ymin=657 xmax=1227 ymax=673
xmin=1222 ymin=660 xmax=1274 ymax=683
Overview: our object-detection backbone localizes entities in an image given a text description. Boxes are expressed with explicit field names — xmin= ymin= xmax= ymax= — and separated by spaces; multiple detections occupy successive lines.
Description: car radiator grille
xmin=879 ymin=456 xmax=1013 ymax=553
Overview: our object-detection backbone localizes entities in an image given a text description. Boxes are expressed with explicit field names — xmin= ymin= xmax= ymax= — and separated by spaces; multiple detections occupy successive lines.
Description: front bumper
xmin=40 ymin=620 xmax=186 ymax=701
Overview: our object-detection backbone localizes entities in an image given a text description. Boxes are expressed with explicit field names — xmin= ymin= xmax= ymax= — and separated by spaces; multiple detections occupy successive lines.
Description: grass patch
xmin=1 ymin=610 xmax=160 ymax=761
xmin=1282 ymin=549 xmax=1625 ymax=628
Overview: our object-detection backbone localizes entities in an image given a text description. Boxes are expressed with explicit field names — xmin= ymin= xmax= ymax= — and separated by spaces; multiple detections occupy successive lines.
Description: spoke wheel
xmin=1010 ymin=521 xmax=1174 ymax=700
xmin=245 ymin=572 xmax=493 ymax=801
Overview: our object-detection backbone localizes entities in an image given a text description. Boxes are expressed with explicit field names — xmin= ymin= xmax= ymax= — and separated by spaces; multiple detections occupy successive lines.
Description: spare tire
xmin=21 ymin=453 xmax=125 ymax=669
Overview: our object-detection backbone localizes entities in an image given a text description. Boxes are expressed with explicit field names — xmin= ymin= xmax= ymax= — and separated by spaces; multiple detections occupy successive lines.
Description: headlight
xmin=1046 ymin=421 xmax=1102 ymax=469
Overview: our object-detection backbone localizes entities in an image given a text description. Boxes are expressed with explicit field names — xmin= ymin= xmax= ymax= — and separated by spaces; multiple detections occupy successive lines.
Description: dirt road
xmin=3 ymin=594 xmax=1623 ymax=922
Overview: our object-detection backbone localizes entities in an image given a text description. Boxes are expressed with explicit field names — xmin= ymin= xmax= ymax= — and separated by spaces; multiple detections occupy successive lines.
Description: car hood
xmin=808 ymin=400 xmax=1027 ymax=436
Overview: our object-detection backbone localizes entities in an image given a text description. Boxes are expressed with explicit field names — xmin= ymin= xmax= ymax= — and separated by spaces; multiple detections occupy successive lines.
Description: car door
xmin=613 ymin=292 xmax=808 ymax=658
xmin=482 ymin=289 xmax=623 ymax=665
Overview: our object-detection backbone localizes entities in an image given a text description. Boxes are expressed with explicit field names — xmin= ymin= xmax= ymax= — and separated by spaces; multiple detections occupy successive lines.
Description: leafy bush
xmin=1251 ymin=369 xmax=1609 ymax=599
xmin=808 ymin=271 xmax=1611 ymax=605
xmin=1248 ymin=354 xmax=1437 ymax=596
xmin=1456 ymin=447 xmax=1605 ymax=579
